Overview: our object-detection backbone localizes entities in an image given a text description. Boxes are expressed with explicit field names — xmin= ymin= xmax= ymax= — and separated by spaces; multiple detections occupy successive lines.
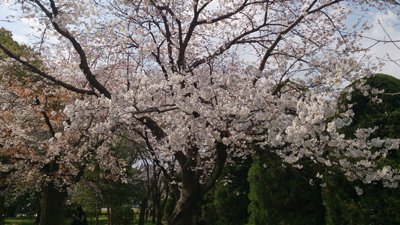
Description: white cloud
xmin=0 ymin=4 xmax=43 ymax=45
xmin=12 ymin=34 xmax=28 ymax=44
xmin=360 ymin=10 xmax=400 ymax=78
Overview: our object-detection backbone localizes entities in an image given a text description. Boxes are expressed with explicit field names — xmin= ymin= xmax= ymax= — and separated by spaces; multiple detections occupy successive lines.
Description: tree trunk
xmin=0 ymin=154 xmax=8 ymax=225
xmin=110 ymin=205 xmax=114 ymax=225
xmin=96 ymin=165 xmax=100 ymax=225
xmin=167 ymin=194 xmax=201 ymax=225
xmin=35 ymin=205 xmax=41 ymax=224
xmin=107 ymin=207 xmax=110 ymax=225
xmin=39 ymin=183 xmax=67 ymax=225
xmin=138 ymin=198 xmax=147 ymax=225
xmin=95 ymin=201 xmax=99 ymax=225
xmin=0 ymin=196 xmax=4 ymax=225
xmin=167 ymin=188 xmax=200 ymax=225
xmin=106 ymin=192 xmax=115 ymax=225
xmin=157 ymin=183 xmax=169 ymax=225
xmin=107 ymin=198 xmax=114 ymax=225
xmin=152 ymin=189 xmax=156 ymax=224
xmin=156 ymin=207 xmax=163 ymax=225
xmin=168 ymin=143 xmax=227 ymax=225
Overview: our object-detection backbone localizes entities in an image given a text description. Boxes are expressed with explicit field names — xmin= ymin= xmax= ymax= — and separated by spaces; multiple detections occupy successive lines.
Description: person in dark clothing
xmin=71 ymin=207 xmax=88 ymax=225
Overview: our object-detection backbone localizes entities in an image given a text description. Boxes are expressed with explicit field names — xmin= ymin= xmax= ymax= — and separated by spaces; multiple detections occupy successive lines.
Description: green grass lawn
xmin=4 ymin=217 xmax=36 ymax=224
xmin=4 ymin=216 xmax=165 ymax=225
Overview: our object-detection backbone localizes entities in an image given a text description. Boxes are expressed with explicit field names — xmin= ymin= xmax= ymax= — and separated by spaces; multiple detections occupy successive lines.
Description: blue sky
xmin=0 ymin=3 xmax=32 ymax=44
xmin=356 ymin=8 xmax=400 ymax=78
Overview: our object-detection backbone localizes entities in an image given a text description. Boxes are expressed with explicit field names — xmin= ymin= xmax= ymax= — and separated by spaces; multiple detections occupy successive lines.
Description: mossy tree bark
xmin=39 ymin=183 xmax=67 ymax=225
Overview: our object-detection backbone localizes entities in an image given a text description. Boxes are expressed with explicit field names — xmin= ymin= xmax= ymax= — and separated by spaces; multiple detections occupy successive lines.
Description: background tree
xmin=323 ymin=73 xmax=400 ymax=225
xmin=0 ymin=27 xmax=127 ymax=224
xmin=68 ymin=138 xmax=143 ymax=225
xmin=247 ymin=146 xmax=325 ymax=225
xmin=199 ymin=157 xmax=252 ymax=225
xmin=0 ymin=27 xmax=80 ymax=224
xmin=0 ymin=27 xmax=47 ymax=223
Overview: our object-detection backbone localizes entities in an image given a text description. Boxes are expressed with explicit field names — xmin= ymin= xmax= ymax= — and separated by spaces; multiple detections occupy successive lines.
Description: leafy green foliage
xmin=214 ymin=158 xmax=251 ymax=225
xmin=0 ymin=27 xmax=43 ymax=86
xmin=113 ymin=206 xmax=134 ymax=225
xmin=247 ymin=148 xmax=325 ymax=225
xmin=339 ymin=73 xmax=400 ymax=141
xmin=199 ymin=157 xmax=251 ymax=225
xmin=163 ymin=194 xmax=176 ymax=221
xmin=198 ymin=188 xmax=219 ymax=225
xmin=3 ymin=192 xmax=40 ymax=218
xmin=323 ymin=171 xmax=400 ymax=225
xmin=323 ymin=74 xmax=400 ymax=225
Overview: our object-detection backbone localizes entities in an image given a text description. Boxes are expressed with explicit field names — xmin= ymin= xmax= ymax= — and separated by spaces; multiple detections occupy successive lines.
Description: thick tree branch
xmin=0 ymin=43 xmax=97 ymax=95
xmin=137 ymin=116 xmax=167 ymax=140
xmin=33 ymin=0 xmax=111 ymax=98
xmin=41 ymin=111 xmax=55 ymax=137
xmin=197 ymin=0 xmax=249 ymax=25
xmin=201 ymin=141 xmax=227 ymax=195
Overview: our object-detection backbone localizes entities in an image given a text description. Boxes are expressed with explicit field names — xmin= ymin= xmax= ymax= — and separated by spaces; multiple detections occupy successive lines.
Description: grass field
xmin=4 ymin=217 xmax=35 ymax=224
xmin=4 ymin=216 xmax=162 ymax=225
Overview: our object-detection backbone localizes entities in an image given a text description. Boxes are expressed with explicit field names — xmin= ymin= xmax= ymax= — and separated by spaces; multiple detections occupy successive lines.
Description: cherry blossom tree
xmin=1 ymin=0 xmax=400 ymax=225
xmin=0 ymin=27 xmax=126 ymax=224
xmin=0 ymin=27 xmax=81 ymax=224
xmin=0 ymin=27 xmax=64 ymax=223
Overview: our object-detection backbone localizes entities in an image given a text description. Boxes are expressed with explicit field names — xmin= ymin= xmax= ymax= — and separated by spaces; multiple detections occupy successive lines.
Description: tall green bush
xmin=247 ymin=148 xmax=325 ymax=225
xmin=199 ymin=157 xmax=251 ymax=225
xmin=323 ymin=74 xmax=400 ymax=225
